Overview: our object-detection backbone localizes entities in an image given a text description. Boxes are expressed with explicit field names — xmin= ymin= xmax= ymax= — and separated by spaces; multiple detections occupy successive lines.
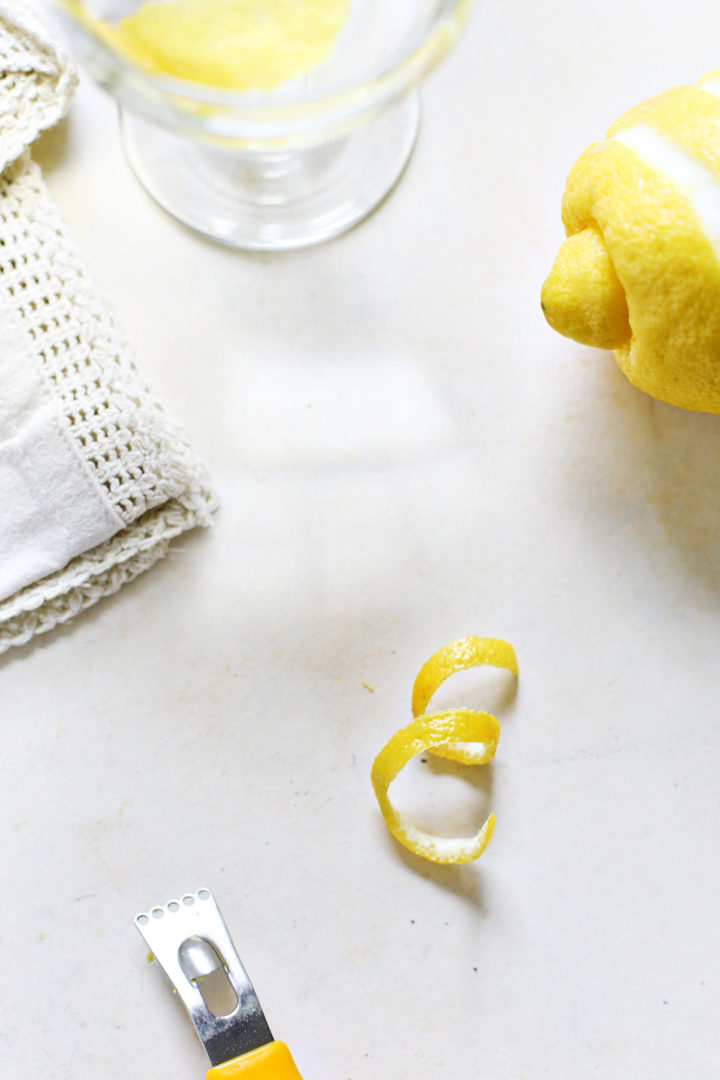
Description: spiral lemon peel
xmin=371 ymin=636 xmax=517 ymax=865
xmin=412 ymin=635 xmax=518 ymax=765
xmin=371 ymin=709 xmax=499 ymax=865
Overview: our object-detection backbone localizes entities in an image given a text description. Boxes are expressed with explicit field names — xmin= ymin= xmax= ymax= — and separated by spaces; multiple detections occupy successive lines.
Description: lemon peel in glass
xmin=412 ymin=635 xmax=518 ymax=765
xmin=371 ymin=636 xmax=518 ymax=865
xmin=107 ymin=0 xmax=351 ymax=91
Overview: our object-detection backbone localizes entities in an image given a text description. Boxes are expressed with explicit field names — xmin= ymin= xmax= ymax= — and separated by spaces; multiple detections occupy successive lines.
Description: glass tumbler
xmin=51 ymin=0 xmax=471 ymax=250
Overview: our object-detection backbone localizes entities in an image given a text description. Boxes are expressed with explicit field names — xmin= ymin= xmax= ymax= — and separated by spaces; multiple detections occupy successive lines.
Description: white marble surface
xmin=5 ymin=2 xmax=720 ymax=1077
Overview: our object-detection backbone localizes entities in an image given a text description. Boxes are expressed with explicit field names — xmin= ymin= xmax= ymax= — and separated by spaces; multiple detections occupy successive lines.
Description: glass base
xmin=120 ymin=94 xmax=420 ymax=251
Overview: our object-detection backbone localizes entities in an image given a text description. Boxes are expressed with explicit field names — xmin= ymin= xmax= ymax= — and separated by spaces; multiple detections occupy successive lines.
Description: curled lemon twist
xmin=371 ymin=636 xmax=518 ymax=865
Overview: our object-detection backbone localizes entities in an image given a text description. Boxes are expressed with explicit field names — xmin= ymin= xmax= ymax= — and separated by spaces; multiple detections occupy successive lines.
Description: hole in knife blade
xmin=179 ymin=936 xmax=238 ymax=1018
xmin=196 ymin=969 xmax=239 ymax=1018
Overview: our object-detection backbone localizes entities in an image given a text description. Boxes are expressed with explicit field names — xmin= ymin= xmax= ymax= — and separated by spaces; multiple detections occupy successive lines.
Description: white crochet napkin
xmin=0 ymin=4 xmax=216 ymax=654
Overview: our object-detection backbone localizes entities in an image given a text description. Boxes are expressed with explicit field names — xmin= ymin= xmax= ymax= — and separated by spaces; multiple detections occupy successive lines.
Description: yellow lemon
xmin=541 ymin=71 xmax=720 ymax=413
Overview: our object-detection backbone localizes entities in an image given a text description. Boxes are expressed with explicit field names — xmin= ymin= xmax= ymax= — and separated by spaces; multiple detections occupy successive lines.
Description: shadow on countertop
xmin=543 ymin=346 xmax=720 ymax=600
xmin=32 ymin=114 xmax=72 ymax=174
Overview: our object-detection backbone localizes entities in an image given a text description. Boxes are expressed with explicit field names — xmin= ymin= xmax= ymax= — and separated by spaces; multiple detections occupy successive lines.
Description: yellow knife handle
xmin=206 ymin=1041 xmax=303 ymax=1080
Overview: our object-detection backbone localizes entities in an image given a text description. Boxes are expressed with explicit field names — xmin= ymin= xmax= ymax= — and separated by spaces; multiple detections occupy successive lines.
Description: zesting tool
xmin=135 ymin=888 xmax=304 ymax=1079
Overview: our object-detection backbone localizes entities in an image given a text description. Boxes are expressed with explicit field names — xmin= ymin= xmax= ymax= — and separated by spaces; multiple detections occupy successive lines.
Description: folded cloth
xmin=0 ymin=3 xmax=216 ymax=654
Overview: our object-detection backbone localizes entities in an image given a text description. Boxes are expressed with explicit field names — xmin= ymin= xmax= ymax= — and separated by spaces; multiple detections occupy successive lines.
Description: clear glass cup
xmin=50 ymin=0 xmax=471 ymax=250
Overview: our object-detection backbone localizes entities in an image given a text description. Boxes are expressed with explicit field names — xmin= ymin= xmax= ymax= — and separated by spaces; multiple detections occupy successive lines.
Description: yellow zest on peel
xmin=371 ymin=709 xmax=499 ymax=865
xmin=412 ymin=635 xmax=518 ymax=765
xmin=371 ymin=636 xmax=518 ymax=865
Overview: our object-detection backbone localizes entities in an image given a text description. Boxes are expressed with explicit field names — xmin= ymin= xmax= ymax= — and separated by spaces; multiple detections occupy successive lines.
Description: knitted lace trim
xmin=0 ymin=5 xmax=217 ymax=655
xmin=0 ymin=2 xmax=76 ymax=171
xmin=0 ymin=153 xmax=213 ymax=525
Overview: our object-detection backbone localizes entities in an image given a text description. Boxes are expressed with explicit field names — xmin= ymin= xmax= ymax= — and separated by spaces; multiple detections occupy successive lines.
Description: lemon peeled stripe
xmin=371 ymin=636 xmax=518 ymax=866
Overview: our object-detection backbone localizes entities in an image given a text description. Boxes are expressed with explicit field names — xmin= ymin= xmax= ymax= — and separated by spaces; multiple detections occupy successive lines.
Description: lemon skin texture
xmin=542 ymin=80 xmax=720 ymax=413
